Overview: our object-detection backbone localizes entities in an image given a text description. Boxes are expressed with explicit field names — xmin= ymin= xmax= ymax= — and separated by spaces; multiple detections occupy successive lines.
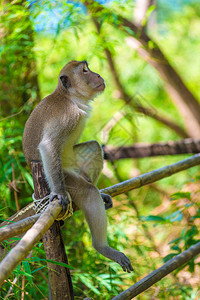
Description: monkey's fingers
xmin=49 ymin=192 xmax=58 ymax=202
xmin=57 ymin=194 xmax=70 ymax=212
xmin=49 ymin=192 xmax=73 ymax=220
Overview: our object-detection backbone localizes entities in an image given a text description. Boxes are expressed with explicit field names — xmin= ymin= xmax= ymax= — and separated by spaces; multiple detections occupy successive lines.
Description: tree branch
xmin=92 ymin=18 xmax=188 ymax=139
xmin=103 ymin=138 xmax=200 ymax=160
xmin=83 ymin=0 xmax=200 ymax=138
xmin=135 ymin=102 xmax=188 ymax=138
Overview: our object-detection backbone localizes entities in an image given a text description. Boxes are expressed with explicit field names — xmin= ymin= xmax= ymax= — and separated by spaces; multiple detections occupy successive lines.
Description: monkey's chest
xmin=61 ymin=116 xmax=87 ymax=168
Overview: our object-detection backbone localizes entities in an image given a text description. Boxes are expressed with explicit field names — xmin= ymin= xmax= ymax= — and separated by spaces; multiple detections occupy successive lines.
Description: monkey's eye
xmin=83 ymin=65 xmax=89 ymax=73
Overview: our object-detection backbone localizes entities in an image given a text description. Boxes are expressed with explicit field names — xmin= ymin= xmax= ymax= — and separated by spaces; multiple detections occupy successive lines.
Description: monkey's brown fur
xmin=23 ymin=61 xmax=133 ymax=272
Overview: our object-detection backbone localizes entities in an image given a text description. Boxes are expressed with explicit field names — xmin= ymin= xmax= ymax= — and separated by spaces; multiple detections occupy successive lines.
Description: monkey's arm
xmin=38 ymin=129 xmax=70 ymax=211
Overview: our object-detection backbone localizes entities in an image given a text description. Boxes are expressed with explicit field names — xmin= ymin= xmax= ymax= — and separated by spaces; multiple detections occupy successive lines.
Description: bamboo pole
xmin=101 ymin=154 xmax=200 ymax=196
xmin=112 ymin=241 xmax=200 ymax=299
xmin=0 ymin=201 xmax=61 ymax=286
xmin=0 ymin=214 xmax=40 ymax=242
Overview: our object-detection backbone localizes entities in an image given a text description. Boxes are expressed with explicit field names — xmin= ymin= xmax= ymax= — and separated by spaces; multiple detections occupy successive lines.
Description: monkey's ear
xmin=60 ymin=75 xmax=71 ymax=89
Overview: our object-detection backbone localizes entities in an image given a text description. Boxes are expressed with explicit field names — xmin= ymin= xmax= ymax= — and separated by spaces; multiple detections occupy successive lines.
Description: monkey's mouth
xmin=95 ymin=83 xmax=105 ymax=90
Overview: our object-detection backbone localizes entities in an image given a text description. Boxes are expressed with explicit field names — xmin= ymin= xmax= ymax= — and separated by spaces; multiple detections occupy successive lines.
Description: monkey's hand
xmin=49 ymin=191 xmax=72 ymax=214
xmin=101 ymin=193 xmax=113 ymax=210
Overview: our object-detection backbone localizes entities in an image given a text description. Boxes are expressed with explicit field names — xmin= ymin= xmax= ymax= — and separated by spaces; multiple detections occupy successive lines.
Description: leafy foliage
xmin=1 ymin=0 xmax=200 ymax=299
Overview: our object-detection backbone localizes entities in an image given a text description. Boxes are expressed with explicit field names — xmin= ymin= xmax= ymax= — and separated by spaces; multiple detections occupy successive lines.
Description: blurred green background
xmin=1 ymin=0 xmax=200 ymax=299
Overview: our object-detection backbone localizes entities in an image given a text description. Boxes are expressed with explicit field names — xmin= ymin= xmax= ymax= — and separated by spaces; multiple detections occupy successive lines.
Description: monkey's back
xmin=23 ymin=91 xmax=79 ymax=166
xmin=23 ymin=97 xmax=52 ymax=165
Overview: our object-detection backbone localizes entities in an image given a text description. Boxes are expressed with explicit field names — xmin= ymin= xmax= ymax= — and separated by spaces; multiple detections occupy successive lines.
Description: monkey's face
xmin=59 ymin=61 xmax=105 ymax=100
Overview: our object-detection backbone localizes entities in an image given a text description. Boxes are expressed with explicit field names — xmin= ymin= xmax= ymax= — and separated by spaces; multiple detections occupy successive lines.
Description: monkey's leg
xmin=67 ymin=179 xmax=133 ymax=273
xmin=74 ymin=141 xmax=103 ymax=185
xmin=84 ymin=188 xmax=132 ymax=272
xmin=73 ymin=141 xmax=113 ymax=209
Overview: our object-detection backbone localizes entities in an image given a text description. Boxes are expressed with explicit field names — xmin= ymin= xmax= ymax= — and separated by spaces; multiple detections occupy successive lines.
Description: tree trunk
xmin=31 ymin=161 xmax=74 ymax=300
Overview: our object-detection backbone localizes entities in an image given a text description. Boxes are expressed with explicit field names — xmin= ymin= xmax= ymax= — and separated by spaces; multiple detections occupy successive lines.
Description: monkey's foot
xmin=115 ymin=252 xmax=133 ymax=273
xmin=101 ymin=193 xmax=113 ymax=210
xmin=93 ymin=245 xmax=133 ymax=273
xmin=49 ymin=191 xmax=73 ymax=220
xmin=94 ymin=245 xmax=133 ymax=273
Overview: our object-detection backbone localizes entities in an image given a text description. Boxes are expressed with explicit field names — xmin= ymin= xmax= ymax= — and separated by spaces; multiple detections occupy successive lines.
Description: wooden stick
xmin=112 ymin=241 xmax=200 ymax=299
xmin=0 ymin=214 xmax=41 ymax=242
xmin=101 ymin=154 xmax=200 ymax=196
xmin=31 ymin=161 xmax=74 ymax=300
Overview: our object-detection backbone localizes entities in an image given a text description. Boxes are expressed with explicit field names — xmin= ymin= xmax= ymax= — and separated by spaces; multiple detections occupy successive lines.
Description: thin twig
xmin=4 ymin=276 xmax=18 ymax=299
xmin=12 ymin=163 xmax=20 ymax=211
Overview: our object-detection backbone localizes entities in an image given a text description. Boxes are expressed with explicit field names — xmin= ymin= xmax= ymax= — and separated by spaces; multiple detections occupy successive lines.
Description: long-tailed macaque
xmin=23 ymin=60 xmax=133 ymax=272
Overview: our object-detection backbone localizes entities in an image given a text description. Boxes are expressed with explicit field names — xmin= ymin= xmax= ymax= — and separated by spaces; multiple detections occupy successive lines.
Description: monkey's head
xmin=58 ymin=60 xmax=105 ymax=100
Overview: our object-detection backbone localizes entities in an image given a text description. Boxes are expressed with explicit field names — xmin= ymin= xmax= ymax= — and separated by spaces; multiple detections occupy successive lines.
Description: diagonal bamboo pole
xmin=0 ymin=201 xmax=62 ymax=286
xmin=101 ymin=154 xmax=200 ymax=196
xmin=0 ymin=214 xmax=41 ymax=242
xmin=112 ymin=241 xmax=200 ymax=300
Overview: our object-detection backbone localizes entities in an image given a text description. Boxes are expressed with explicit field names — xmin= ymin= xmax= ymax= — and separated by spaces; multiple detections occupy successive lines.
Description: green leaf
xmin=170 ymin=192 xmax=191 ymax=201
xmin=140 ymin=215 xmax=167 ymax=223
xmin=23 ymin=261 xmax=33 ymax=284
xmin=31 ymin=266 xmax=45 ymax=274
xmin=142 ymin=5 xmax=156 ymax=27
xmin=170 ymin=212 xmax=183 ymax=222
xmin=28 ymin=257 xmax=74 ymax=269
xmin=24 ymin=172 xmax=34 ymax=189
xmin=79 ymin=274 xmax=101 ymax=296
xmin=163 ymin=253 xmax=177 ymax=263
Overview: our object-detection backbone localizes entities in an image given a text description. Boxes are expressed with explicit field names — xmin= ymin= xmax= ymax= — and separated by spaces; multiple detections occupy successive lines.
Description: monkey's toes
xmin=49 ymin=192 xmax=70 ymax=212
xmin=58 ymin=195 xmax=70 ymax=212
xmin=118 ymin=253 xmax=133 ymax=273
xmin=101 ymin=193 xmax=113 ymax=210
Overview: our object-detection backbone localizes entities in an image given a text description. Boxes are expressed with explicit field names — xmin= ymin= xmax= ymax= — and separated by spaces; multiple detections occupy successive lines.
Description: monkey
xmin=23 ymin=60 xmax=133 ymax=273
